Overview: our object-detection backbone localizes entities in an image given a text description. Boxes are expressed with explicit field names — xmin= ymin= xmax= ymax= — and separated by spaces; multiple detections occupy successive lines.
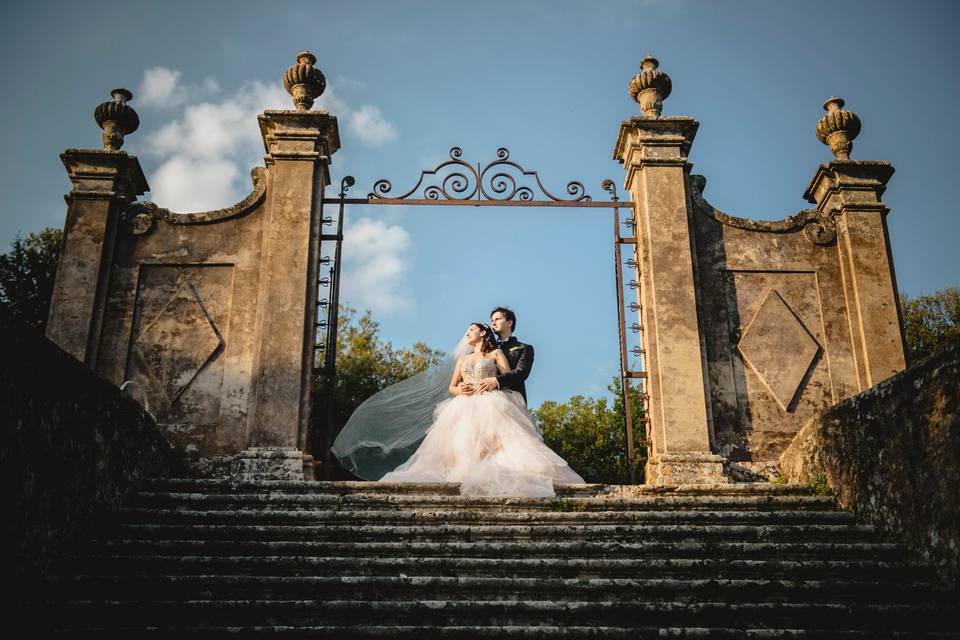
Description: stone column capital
xmin=803 ymin=160 xmax=895 ymax=214
xmin=258 ymin=110 xmax=340 ymax=162
xmin=613 ymin=116 xmax=699 ymax=187
xmin=60 ymin=148 xmax=149 ymax=202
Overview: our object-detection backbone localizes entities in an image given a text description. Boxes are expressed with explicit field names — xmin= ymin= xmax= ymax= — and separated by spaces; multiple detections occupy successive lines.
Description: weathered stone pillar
xmin=243 ymin=52 xmax=340 ymax=478
xmin=47 ymin=90 xmax=147 ymax=367
xmin=613 ymin=57 xmax=726 ymax=485
xmin=805 ymin=98 xmax=906 ymax=386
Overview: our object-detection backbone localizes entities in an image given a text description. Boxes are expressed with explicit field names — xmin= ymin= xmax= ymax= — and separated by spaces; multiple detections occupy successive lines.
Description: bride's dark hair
xmin=471 ymin=322 xmax=498 ymax=354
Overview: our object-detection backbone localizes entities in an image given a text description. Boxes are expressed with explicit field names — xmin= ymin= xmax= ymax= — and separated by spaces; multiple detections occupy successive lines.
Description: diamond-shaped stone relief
xmin=132 ymin=279 xmax=224 ymax=407
xmin=737 ymin=288 xmax=820 ymax=412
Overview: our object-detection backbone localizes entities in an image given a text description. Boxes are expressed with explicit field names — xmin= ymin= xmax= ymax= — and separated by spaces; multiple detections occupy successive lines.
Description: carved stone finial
xmin=628 ymin=55 xmax=672 ymax=118
xmin=93 ymin=88 xmax=140 ymax=151
xmin=816 ymin=97 xmax=861 ymax=160
xmin=283 ymin=50 xmax=326 ymax=111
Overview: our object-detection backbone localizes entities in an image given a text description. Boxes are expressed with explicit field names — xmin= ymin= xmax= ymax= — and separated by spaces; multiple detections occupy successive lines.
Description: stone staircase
xmin=39 ymin=479 xmax=958 ymax=638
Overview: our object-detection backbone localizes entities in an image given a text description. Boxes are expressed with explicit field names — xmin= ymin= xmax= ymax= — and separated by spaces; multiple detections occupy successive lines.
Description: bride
xmin=332 ymin=322 xmax=585 ymax=497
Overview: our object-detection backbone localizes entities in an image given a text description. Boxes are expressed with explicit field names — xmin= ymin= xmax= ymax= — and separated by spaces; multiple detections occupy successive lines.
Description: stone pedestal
xmin=645 ymin=453 xmax=728 ymax=486
xmin=186 ymin=447 xmax=316 ymax=480
xmin=47 ymin=150 xmax=148 ymax=366
xmin=249 ymin=110 xmax=340 ymax=453
xmin=614 ymin=116 xmax=728 ymax=484
xmin=804 ymin=161 xmax=907 ymax=382
xmin=236 ymin=447 xmax=316 ymax=480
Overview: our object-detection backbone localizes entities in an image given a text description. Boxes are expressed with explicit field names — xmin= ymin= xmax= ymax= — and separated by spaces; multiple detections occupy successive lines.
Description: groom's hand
xmin=477 ymin=377 xmax=499 ymax=393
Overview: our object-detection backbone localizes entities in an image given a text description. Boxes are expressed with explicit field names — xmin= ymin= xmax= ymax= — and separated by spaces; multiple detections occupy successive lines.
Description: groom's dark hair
xmin=490 ymin=306 xmax=516 ymax=331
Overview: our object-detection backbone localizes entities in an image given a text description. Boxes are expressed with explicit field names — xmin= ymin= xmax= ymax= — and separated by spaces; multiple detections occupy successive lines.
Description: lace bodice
xmin=461 ymin=356 xmax=499 ymax=385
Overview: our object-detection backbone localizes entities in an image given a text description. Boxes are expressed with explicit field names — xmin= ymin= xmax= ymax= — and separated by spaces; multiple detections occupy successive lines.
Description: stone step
xmin=107 ymin=522 xmax=883 ymax=545
xmin=87 ymin=538 xmax=904 ymax=561
xmin=67 ymin=555 xmax=928 ymax=581
xmin=114 ymin=506 xmax=856 ymax=527
xmin=46 ymin=599 xmax=958 ymax=631
xmin=127 ymin=491 xmax=836 ymax=512
xmin=142 ymin=479 xmax=817 ymax=498
xmin=46 ymin=625 xmax=960 ymax=639
xmin=45 ymin=574 xmax=955 ymax=606
xmin=101 ymin=518 xmax=882 ymax=543
xmin=41 ymin=478 xmax=958 ymax=638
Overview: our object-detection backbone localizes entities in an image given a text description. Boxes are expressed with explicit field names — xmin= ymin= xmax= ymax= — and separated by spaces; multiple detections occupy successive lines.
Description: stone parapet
xmin=2 ymin=311 xmax=181 ymax=585
xmin=780 ymin=338 xmax=960 ymax=585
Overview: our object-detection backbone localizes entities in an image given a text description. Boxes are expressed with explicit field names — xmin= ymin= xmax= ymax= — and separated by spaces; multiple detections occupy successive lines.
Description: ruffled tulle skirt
xmin=379 ymin=389 xmax=585 ymax=497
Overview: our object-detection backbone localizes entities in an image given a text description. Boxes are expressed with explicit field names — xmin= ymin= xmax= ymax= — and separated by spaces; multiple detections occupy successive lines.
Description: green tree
xmin=900 ymin=287 xmax=960 ymax=363
xmin=0 ymin=228 xmax=62 ymax=332
xmin=535 ymin=376 xmax=647 ymax=484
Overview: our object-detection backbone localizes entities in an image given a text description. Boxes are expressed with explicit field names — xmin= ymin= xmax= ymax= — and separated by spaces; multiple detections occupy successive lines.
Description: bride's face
xmin=465 ymin=324 xmax=483 ymax=346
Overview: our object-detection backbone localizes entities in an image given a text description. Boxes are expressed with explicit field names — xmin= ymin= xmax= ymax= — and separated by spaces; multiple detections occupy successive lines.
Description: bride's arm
xmin=448 ymin=357 xmax=465 ymax=395
xmin=493 ymin=349 xmax=510 ymax=375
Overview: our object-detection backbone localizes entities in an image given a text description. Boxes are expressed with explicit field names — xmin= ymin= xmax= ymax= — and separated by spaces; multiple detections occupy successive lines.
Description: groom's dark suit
xmin=495 ymin=336 xmax=534 ymax=405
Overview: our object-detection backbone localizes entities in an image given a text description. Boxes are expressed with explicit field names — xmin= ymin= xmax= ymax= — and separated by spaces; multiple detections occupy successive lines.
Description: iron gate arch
xmin=312 ymin=146 xmax=648 ymax=481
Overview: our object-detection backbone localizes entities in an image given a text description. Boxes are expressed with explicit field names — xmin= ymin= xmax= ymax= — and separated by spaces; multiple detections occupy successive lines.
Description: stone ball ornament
xmin=94 ymin=88 xmax=140 ymax=151
xmin=816 ymin=97 xmax=861 ymax=160
xmin=283 ymin=50 xmax=326 ymax=111
xmin=628 ymin=55 xmax=672 ymax=118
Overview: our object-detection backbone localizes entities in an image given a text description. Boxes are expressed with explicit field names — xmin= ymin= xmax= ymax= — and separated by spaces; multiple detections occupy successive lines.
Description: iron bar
xmin=322 ymin=196 xmax=632 ymax=208
xmin=613 ymin=205 xmax=637 ymax=484
xmin=319 ymin=176 xmax=351 ymax=480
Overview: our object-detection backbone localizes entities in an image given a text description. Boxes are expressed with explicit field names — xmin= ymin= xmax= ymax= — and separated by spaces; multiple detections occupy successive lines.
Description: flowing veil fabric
xmin=331 ymin=337 xmax=472 ymax=480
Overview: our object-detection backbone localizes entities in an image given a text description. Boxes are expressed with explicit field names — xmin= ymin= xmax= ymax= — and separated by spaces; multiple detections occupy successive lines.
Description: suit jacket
xmin=495 ymin=336 xmax=534 ymax=404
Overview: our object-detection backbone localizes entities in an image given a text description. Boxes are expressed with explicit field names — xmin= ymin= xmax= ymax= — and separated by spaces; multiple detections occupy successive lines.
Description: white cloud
xmin=150 ymin=156 xmax=239 ymax=212
xmin=335 ymin=74 xmax=368 ymax=91
xmin=349 ymin=105 xmax=399 ymax=146
xmin=138 ymin=67 xmax=398 ymax=213
xmin=340 ymin=217 xmax=411 ymax=314
xmin=139 ymin=68 xmax=181 ymax=107
xmin=137 ymin=67 xmax=220 ymax=109
xmin=141 ymin=79 xmax=288 ymax=209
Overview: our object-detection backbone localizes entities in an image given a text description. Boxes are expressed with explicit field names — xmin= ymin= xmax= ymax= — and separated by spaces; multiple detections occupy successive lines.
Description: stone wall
xmin=45 ymin=56 xmax=340 ymax=474
xmin=688 ymin=163 xmax=905 ymax=467
xmin=614 ymin=60 xmax=906 ymax=482
xmin=1 ymin=311 xmax=183 ymax=585
xmin=780 ymin=338 xmax=960 ymax=585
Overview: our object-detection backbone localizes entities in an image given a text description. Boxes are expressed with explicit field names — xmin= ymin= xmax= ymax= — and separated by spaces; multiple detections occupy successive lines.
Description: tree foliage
xmin=900 ymin=288 xmax=960 ymax=362
xmin=0 ymin=228 xmax=62 ymax=332
xmin=535 ymin=377 xmax=646 ymax=484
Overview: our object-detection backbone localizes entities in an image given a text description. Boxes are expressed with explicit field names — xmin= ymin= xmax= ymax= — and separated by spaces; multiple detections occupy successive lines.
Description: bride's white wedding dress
xmin=379 ymin=356 xmax=585 ymax=497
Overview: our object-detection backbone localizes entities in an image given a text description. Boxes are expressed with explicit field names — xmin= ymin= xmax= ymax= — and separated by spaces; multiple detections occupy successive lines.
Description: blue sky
xmin=2 ymin=1 xmax=958 ymax=407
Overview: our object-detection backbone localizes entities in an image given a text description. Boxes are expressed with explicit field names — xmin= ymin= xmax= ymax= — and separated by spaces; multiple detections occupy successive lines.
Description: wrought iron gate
xmin=313 ymin=147 xmax=648 ymax=482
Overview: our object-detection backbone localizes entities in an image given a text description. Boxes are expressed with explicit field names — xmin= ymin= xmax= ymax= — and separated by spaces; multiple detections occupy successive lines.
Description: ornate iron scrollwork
xmin=370 ymin=146 xmax=594 ymax=203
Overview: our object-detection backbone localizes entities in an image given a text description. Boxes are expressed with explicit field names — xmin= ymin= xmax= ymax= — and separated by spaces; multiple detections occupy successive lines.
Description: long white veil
xmin=331 ymin=336 xmax=472 ymax=480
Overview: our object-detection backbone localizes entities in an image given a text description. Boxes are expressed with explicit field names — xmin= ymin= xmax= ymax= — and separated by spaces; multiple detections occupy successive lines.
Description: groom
xmin=477 ymin=306 xmax=534 ymax=405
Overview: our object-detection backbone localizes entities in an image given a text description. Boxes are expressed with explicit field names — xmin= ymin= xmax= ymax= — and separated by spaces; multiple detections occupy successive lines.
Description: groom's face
xmin=491 ymin=311 xmax=511 ymax=336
